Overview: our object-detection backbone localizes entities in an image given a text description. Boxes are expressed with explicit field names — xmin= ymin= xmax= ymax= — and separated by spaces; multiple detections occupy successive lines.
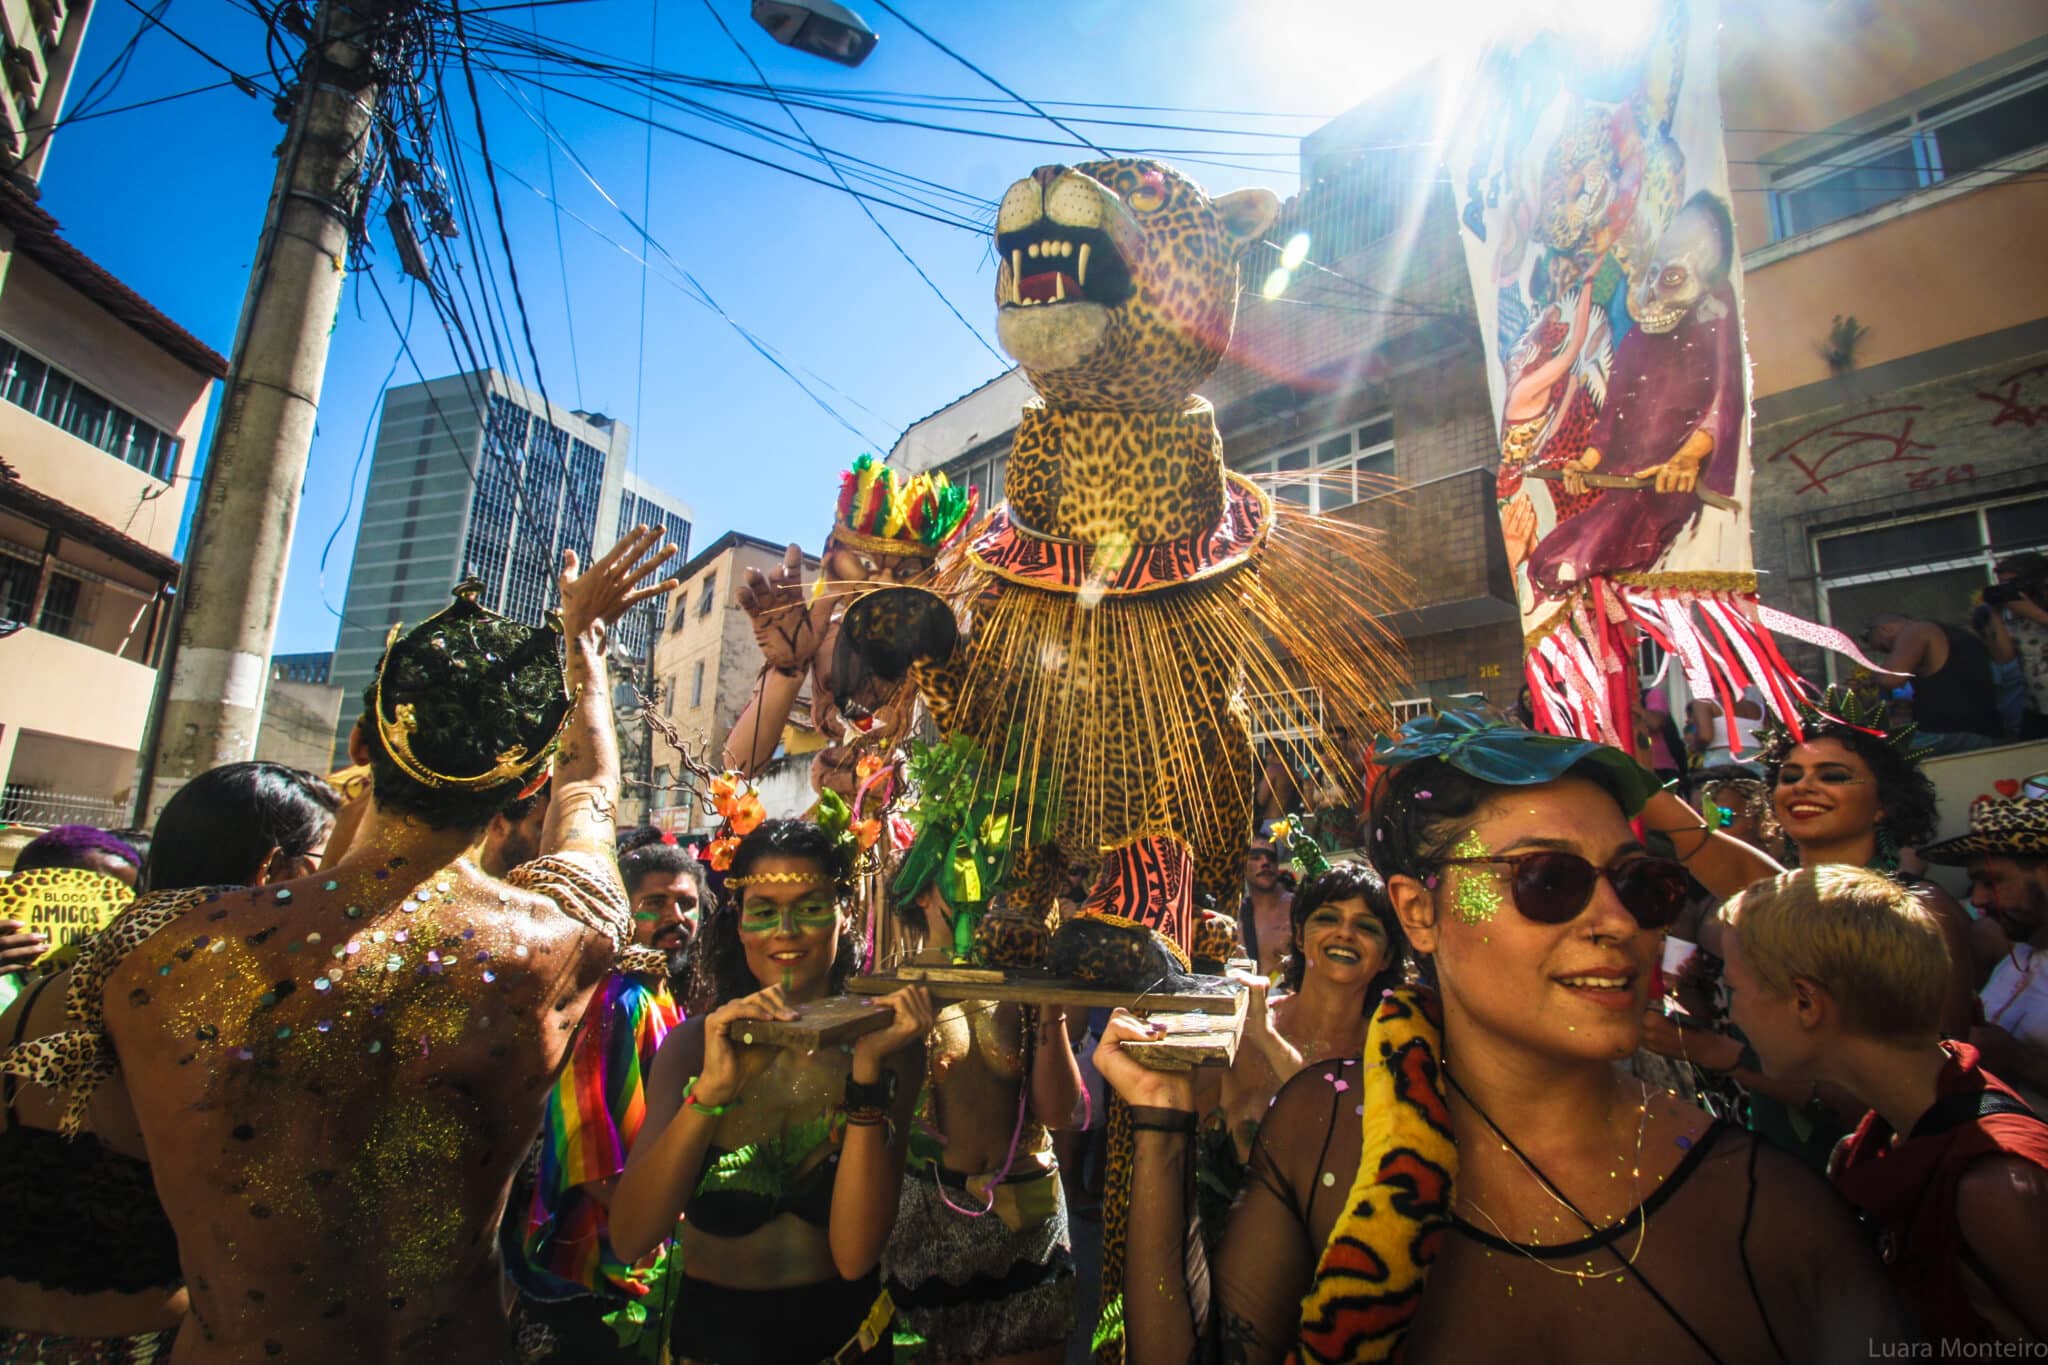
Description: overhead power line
xmin=694 ymin=0 xmax=1005 ymax=364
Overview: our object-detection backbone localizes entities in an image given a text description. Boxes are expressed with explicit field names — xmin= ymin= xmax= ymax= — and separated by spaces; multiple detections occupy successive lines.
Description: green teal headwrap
xmin=1372 ymin=709 xmax=1662 ymax=817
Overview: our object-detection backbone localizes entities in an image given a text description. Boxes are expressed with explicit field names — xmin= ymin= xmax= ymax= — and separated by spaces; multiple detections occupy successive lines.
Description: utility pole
xmin=138 ymin=0 xmax=393 ymax=821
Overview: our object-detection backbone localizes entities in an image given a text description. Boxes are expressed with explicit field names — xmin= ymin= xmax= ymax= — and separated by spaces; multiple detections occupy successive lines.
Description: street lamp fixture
xmin=750 ymin=0 xmax=878 ymax=67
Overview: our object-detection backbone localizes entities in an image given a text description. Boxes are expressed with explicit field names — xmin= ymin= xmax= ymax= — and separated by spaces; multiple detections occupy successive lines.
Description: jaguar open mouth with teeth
xmin=996 ymin=222 xmax=1133 ymax=309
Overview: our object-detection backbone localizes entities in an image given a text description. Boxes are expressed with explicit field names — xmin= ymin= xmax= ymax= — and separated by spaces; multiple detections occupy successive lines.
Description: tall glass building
xmin=327 ymin=370 xmax=691 ymax=765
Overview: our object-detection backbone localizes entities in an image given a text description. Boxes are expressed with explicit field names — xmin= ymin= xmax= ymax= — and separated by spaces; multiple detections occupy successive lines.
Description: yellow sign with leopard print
xmin=0 ymin=867 xmax=133 ymax=965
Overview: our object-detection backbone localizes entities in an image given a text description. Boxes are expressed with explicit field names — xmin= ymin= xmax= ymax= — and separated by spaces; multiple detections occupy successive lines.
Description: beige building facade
xmin=0 ymin=180 xmax=223 ymax=826
xmin=1721 ymin=0 xmax=2048 ymax=674
xmin=647 ymin=531 xmax=821 ymax=835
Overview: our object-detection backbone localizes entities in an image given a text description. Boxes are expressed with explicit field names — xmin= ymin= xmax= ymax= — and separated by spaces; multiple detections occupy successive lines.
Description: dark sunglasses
xmin=1433 ymin=851 xmax=1690 ymax=930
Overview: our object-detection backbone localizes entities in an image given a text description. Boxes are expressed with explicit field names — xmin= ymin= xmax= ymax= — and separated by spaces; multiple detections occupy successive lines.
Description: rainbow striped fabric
xmin=520 ymin=968 xmax=682 ymax=1298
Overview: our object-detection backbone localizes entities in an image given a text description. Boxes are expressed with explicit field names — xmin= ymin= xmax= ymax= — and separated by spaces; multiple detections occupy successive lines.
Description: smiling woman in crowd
xmin=1197 ymin=860 xmax=1407 ymax=1244
xmin=614 ymin=817 xmax=931 ymax=1365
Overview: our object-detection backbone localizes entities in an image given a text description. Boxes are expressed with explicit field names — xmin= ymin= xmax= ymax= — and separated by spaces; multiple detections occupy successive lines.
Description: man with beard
xmin=507 ymin=830 xmax=696 ymax=1359
xmin=617 ymin=831 xmax=704 ymax=991
xmin=1924 ymin=799 xmax=2048 ymax=1112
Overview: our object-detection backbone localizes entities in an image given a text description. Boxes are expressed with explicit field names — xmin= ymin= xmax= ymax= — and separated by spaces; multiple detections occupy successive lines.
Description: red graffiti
xmin=1904 ymin=463 xmax=1977 ymax=492
xmin=1766 ymin=406 xmax=1936 ymax=495
xmin=1976 ymin=363 xmax=2048 ymax=428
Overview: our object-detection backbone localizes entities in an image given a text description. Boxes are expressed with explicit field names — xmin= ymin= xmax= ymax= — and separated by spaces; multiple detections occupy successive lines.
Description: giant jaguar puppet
xmin=841 ymin=158 xmax=1405 ymax=985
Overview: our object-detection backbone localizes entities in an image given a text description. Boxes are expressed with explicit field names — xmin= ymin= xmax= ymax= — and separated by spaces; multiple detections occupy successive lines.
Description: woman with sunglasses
xmin=1093 ymin=713 xmax=1896 ymax=1363
xmin=613 ymin=818 xmax=932 ymax=1365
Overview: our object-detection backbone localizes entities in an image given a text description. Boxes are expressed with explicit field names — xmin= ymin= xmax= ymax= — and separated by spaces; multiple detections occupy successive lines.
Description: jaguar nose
xmin=1032 ymin=165 xmax=1067 ymax=189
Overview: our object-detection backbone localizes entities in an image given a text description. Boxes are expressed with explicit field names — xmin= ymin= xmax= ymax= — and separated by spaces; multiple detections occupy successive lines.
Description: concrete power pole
xmin=139 ymin=0 xmax=392 ymax=820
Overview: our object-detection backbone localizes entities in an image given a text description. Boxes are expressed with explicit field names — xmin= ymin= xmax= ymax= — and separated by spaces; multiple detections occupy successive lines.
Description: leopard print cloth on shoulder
xmin=0 ymin=886 xmax=215 ymax=1138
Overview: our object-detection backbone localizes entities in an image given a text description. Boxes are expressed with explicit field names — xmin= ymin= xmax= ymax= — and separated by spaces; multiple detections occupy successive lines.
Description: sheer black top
xmin=1151 ymin=1059 xmax=1901 ymax=1364
xmin=0 ymin=977 xmax=182 ymax=1295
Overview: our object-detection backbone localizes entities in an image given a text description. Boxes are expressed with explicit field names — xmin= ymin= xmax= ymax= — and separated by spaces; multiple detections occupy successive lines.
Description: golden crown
xmin=371 ymin=579 xmax=575 ymax=790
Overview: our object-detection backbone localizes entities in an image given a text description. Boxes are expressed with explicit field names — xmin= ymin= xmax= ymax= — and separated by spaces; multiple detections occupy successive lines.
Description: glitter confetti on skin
xmin=345 ymin=905 xmax=364 ymax=919
xmin=1448 ymin=829 xmax=1502 ymax=925
xmin=274 ymin=889 xmax=293 ymax=904
xmin=323 ymin=881 xmax=339 ymax=893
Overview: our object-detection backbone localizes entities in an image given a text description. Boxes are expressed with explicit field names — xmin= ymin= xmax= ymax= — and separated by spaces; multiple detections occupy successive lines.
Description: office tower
xmin=327 ymin=370 xmax=691 ymax=764
xmin=611 ymin=468 xmax=694 ymax=667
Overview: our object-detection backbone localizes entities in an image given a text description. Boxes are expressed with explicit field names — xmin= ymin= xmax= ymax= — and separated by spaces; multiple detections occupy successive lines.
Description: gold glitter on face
xmin=1448 ymin=829 xmax=1503 ymax=926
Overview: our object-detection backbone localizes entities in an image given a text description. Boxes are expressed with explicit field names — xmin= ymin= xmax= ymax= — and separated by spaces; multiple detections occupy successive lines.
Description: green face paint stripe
xmin=1448 ymin=829 xmax=1502 ymax=926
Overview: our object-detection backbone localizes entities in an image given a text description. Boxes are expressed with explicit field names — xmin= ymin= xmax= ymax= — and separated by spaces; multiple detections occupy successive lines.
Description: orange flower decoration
xmin=730 ymin=792 xmax=766 ymax=838
xmin=855 ymin=752 xmax=886 ymax=784
xmin=854 ymin=818 xmax=882 ymax=852
xmin=705 ymin=835 xmax=741 ymax=872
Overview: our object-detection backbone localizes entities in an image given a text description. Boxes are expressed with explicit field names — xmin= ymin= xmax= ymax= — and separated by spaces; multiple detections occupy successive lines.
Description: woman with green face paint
xmin=614 ymin=819 xmax=933 ymax=1365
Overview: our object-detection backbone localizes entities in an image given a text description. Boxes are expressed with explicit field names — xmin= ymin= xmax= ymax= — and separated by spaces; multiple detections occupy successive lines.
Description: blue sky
xmin=43 ymin=0 xmax=1478 ymax=653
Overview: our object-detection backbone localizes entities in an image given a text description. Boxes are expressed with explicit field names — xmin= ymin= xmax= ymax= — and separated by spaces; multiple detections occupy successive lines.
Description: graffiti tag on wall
xmin=1764 ymin=407 xmax=1936 ymax=495
xmin=1976 ymin=363 xmax=2048 ymax=429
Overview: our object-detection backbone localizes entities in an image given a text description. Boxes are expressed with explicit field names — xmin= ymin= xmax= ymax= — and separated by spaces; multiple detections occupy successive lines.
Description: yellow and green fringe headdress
xmin=890 ymin=732 xmax=1059 ymax=959
xmin=832 ymin=454 xmax=979 ymax=559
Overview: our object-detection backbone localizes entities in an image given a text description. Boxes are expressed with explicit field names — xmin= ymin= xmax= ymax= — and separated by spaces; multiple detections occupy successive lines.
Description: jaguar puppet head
xmin=994 ymin=158 xmax=1279 ymax=412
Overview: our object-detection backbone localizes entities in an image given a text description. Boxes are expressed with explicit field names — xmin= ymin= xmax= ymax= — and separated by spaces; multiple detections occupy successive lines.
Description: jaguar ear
xmin=1213 ymin=187 xmax=1280 ymax=256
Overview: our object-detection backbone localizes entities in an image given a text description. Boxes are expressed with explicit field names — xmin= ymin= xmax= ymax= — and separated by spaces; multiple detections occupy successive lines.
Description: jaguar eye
xmin=1129 ymin=174 xmax=1166 ymax=213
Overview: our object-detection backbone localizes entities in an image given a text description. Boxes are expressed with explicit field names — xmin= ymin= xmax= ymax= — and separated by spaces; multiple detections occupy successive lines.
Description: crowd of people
xmin=1 ymin=526 xmax=2044 ymax=1364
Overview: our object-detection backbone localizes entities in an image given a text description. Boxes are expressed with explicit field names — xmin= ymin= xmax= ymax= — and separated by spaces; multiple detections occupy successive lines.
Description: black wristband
xmin=844 ymin=1070 xmax=896 ymax=1111
xmin=1128 ymin=1105 xmax=1197 ymax=1135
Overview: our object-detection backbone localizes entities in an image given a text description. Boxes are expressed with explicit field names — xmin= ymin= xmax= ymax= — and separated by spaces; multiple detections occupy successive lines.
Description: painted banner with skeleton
xmin=1453 ymin=0 xmax=1867 ymax=745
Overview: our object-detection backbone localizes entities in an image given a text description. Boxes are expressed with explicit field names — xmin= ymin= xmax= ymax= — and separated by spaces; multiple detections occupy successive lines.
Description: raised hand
xmin=560 ymin=526 xmax=680 ymax=644
xmin=737 ymin=543 xmax=828 ymax=673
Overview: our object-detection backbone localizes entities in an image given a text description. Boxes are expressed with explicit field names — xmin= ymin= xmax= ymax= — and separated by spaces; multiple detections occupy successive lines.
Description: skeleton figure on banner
xmin=1460 ymin=0 xmax=1875 ymax=747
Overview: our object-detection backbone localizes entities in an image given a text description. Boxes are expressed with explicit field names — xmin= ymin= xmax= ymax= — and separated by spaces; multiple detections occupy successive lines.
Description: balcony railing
xmin=0 ymin=785 xmax=127 ymax=827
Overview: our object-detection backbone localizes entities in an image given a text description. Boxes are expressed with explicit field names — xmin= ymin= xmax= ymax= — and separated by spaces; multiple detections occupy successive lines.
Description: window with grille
xmin=1234 ymin=415 xmax=1395 ymax=514
xmin=1811 ymin=490 xmax=2048 ymax=677
xmin=1767 ymin=58 xmax=2048 ymax=242
xmin=697 ymin=574 xmax=718 ymax=617
xmin=690 ymin=659 xmax=705 ymax=707
xmin=0 ymin=334 xmax=181 ymax=480
xmin=1390 ymin=697 xmax=1435 ymax=725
